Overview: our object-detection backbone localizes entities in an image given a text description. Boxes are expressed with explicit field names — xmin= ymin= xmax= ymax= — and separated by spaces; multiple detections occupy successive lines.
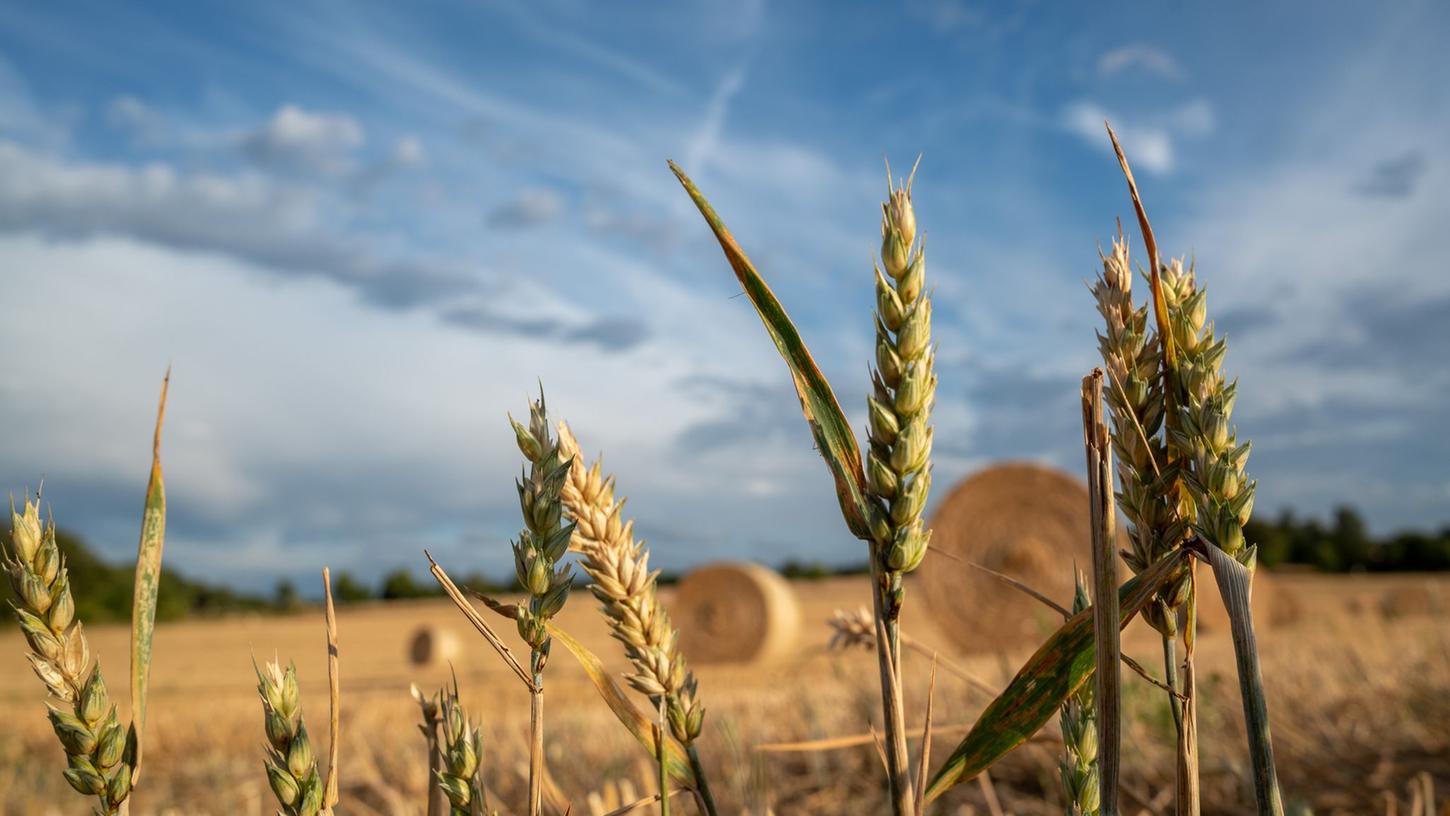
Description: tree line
xmin=34 ymin=504 xmax=1450 ymax=622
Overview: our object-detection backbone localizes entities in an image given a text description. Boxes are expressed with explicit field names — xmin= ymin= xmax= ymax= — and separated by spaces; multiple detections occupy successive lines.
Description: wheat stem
xmin=321 ymin=568 xmax=340 ymax=814
xmin=412 ymin=684 xmax=449 ymax=816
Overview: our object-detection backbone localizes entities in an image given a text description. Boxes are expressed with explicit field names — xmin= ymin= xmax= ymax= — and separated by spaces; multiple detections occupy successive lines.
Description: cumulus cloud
xmin=1097 ymin=44 xmax=1183 ymax=79
xmin=239 ymin=104 xmax=365 ymax=176
xmin=0 ymin=139 xmax=474 ymax=308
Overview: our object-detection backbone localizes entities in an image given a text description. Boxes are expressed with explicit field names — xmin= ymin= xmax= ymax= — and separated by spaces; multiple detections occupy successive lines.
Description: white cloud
xmin=0 ymin=227 xmax=835 ymax=582
xmin=1097 ymin=44 xmax=1183 ymax=79
xmin=0 ymin=138 xmax=478 ymax=308
xmin=1061 ymin=99 xmax=1217 ymax=175
xmin=240 ymin=104 xmax=365 ymax=175
xmin=1062 ymin=100 xmax=1174 ymax=173
xmin=684 ymin=65 xmax=748 ymax=176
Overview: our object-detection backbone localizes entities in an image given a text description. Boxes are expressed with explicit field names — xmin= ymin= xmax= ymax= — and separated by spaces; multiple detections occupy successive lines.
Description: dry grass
xmin=1 ymin=573 xmax=1445 ymax=815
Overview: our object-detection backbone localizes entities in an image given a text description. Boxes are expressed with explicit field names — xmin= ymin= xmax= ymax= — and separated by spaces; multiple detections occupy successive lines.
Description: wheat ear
xmin=555 ymin=422 xmax=718 ymax=815
xmin=5 ymin=500 xmax=133 ymax=814
xmin=507 ymin=388 xmax=575 ymax=816
xmin=425 ymin=678 xmax=491 ymax=816
xmin=1158 ymin=259 xmax=1256 ymax=565
xmin=256 ymin=660 xmax=324 ymax=816
xmin=863 ymin=159 xmax=935 ymax=816
xmin=1091 ymin=233 xmax=1189 ymax=636
xmin=866 ymin=157 xmax=936 ymax=602
xmin=1058 ymin=572 xmax=1101 ymax=816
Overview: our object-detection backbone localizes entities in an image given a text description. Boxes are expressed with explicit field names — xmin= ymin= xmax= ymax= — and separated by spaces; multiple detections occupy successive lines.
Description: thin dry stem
xmin=425 ymin=551 xmax=536 ymax=691
xmin=322 ymin=567 xmax=340 ymax=813
xmin=1083 ymin=369 xmax=1121 ymax=816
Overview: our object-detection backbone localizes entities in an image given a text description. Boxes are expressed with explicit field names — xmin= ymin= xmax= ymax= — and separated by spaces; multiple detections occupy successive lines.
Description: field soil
xmin=1 ymin=571 xmax=1446 ymax=815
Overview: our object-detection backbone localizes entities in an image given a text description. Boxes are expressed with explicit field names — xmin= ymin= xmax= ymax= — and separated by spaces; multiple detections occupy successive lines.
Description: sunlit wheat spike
xmin=1158 ymin=258 xmax=1257 ymax=566
xmin=509 ymin=388 xmax=577 ymax=666
xmin=866 ymin=161 xmax=937 ymax=598
xmin=556 ymin=422 xmax=706 ymax=747
xmin=255 ymin=659 xmax=324 ymax=816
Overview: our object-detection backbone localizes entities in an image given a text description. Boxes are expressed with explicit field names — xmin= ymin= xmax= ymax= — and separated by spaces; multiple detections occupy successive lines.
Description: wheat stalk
xmin=256 ymin=660 xmax=324 ymax=816
xmin=555 ymin=421 xmax=717 ymax=816
xmin=5 ymin=499 xmax=134 ymax=814
xmin=508 ymin=389 xmax=576 ymax=816
xmin=1093 ymin=223 xmax=1199 ymax=814
xmin=862 ymin=159 xmax=936 ymax=816
xmin=1059 ymin=572 xmax=1101 ymax=816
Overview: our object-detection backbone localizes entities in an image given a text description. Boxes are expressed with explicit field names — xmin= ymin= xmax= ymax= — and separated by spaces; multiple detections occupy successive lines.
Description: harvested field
xmin=2 ymin=571 xmax=1445 ymax=815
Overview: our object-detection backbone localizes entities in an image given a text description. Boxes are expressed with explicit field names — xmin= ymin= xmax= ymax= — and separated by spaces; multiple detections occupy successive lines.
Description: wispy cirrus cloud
xmin=1097 ymin=44 xmax=1183 ymax=79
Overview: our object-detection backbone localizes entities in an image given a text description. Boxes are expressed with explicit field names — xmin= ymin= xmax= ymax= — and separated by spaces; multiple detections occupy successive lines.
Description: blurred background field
xmin=2 ymin=567 xmax=1446 ymax=815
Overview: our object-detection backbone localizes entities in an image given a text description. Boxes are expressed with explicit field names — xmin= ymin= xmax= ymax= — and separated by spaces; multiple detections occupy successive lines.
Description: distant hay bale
xmin=408 ymin=625 xmax=461 ymax=668
xmin=1195 ymin=568 xmax=1298 ymax=633
xmin=919 ymin=463 xmax=1103 ymax=654
xmin=1379 ymin=581 xmax=1446 ymax=620
xmin=920 ymin=462 xmax=1294 ymax=652
xmin=673 ymin=562 xmax=800 ymax=664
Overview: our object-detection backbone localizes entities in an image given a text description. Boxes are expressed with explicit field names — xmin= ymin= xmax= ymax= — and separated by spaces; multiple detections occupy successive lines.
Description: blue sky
xmin=1 ymin=1 xmax=1447 ymax=591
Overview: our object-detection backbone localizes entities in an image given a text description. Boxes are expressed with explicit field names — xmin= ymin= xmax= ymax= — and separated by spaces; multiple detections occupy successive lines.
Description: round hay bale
xmin=408 ymin=625 xmax=461 ymax=668
xmin=1379 ymin=581 xmax=1446 ymax=620
xmin=1195 ymin=568 xmax=1296 ymax=634
xmin=919 ymin=463 xmax=1103 ymax=654
xmin=673 ymin=562 xmax=800 ymax=664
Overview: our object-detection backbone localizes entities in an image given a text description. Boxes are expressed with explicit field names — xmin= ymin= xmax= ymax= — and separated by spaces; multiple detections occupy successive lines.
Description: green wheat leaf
xmin=669 ymin=161 xmax=873 ymax=541
xmin=925 ymin=548 xmax=1189 ymax=802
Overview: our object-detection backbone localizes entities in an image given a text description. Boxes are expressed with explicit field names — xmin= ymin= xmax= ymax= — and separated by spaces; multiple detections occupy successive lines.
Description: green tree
xmin=380 ymin=568 xmax=432 ymax=600
xmin=331 ymin=571 xmax=372 ymax=603
xmin=1330 ymin=506 xmax=1372 ymax=570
